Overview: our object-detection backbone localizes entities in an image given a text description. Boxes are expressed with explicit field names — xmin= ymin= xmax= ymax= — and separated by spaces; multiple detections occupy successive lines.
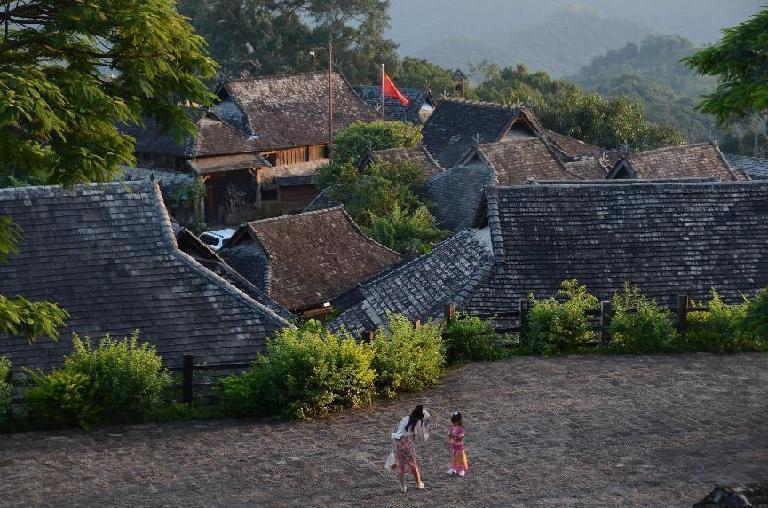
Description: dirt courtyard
xmin=1 ymin=353 xmax=767 ymax=507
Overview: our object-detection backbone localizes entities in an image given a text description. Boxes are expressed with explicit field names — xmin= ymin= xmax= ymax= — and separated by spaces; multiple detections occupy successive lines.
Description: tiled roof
xmin=562 ymin=158 xmax=609 ymax=180
xmin=219 ymin=207 xmax=401 ymax=310
xmin=0 ymin=182 xmax=290 ymax=372
xmin=724 ymin=153 xmax=768 ymax=180
xmin=423 ymin=163 xmax=494 ymax=231
xmin=354 ymin=86 xmax=434 ymax=124
xmin=220 ymin=71 xmax=377 ymax=151
xmin=608 ymin=142 xmax=742 ymax=181
xmin=545 ymin=130 xmax=603 ymax=158
xmin=118 ymin=166 xmax=194 ymax=195
xmin=475 ymin=138 xmax=582 ymax=185
xmin=329 ymin=229 xmax=494 ymax=335
xmin=464 ymin=181 xmax=768 ymax=315
xmin=303 ymin=188 xmax=338 ymax=212
xmin=371 ymin=145 xmax=444 ymax=179
xmin=422 ymin=98 xmax=525 ymax=168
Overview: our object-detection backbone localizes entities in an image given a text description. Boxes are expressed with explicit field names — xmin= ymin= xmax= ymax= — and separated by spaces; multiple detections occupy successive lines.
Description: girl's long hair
xmin=406 ymin=404 xmax=424 ymax=432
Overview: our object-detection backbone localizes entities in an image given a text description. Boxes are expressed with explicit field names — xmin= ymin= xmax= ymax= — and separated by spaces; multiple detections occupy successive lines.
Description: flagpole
xmin=328 ymin=37 xmax=333 ymax=155
xmin=381 ymin=63 xmax=385 ymax=119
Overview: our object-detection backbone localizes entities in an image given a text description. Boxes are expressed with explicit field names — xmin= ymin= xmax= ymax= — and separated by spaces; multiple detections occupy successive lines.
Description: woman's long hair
xmin=406 ymin=404 xmax=424 ymax=432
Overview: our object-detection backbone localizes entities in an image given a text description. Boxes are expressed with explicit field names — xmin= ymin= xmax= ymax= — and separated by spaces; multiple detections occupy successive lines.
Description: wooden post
xmin=600 ymin=301 xmax=613 ymax=345
xmin=676 ymin=295 xmax=689 ymax=335
xmin=182 ymin=354 xmax=194 ymax=403
xmin=363 ymin=331 xmax=374 ymax=344
xmin=445 ymin=303 xmax=457 ymax=323
xmin=519 ymin=298 xmax=530 ymax=343
xmin=413 ymin=319 xmax=421 ymax=329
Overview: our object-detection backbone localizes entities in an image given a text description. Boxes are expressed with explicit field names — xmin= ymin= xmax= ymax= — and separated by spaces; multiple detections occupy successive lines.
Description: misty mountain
xmin=388 ymin=0 xmax=763 ymax=76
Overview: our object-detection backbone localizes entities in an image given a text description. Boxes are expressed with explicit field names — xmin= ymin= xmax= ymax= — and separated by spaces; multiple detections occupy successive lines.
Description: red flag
xmin=383 ymin=74 xmax=410 ymax=106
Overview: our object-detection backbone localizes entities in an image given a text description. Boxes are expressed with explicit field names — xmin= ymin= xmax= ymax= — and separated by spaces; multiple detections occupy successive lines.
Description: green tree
xmin=394 ymin=57 xmax=455 ymax=96
xmin=365 ymin=204 xmax=446 ymax=256
xmin=471 ymin=63 xmax=684 ymax=150
xmin=684 ymin=8 xmax=768 ymax=123
xmin=0 ymin=0 xmax=216 ymax=343
xmin=179 ymin=0 xmax=398 ymax=84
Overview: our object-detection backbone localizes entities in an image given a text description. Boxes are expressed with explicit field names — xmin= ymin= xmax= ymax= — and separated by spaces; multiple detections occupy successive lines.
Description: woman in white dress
xmin=385 ymin=404 xmax=431 ymax=493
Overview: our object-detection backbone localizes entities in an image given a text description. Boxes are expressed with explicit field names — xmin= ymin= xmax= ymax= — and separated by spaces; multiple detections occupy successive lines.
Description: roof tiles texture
xmin=354 ymin=86 xmax=432 ymax=123
xmin=372 ymin=145 xmax=444 ymax=179
xmin=422 ymin=98 xmax=520 ymax=168
xmin=465 ymin=181 xmax=768 ymax=315
xmin=220 ymin=207 xmax=401 ymax=310
xmin=478 ymin=138 xmax=580 ymax=185
xmin=221 ymin=71 xmax=377 ymax=151
xmin=329 ymin=229 xmax=494 ymax=335
xmin=616 ymin=143 xmax=741 ymax=181
xmin=0 ymin=182 xmax=289 ymax=372
xmin=724 ymin=153 xmax=768 ymax=180
xmin=423 ymin=163 xmax=494 ymax=231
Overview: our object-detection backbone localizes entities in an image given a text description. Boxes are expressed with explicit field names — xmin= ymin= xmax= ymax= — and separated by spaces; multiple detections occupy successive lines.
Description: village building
xmin=219 ymin=207 xmax=401 ymax=316
xmin=421 ymin=98 xmax=542 ymax=168
xmin=329 ymin=229 xmax=494 ymax=336
xmin=724 ymin=153 xmax=768 ymax=180
xmin=368 ymin=145 xmax=444 ymax=179
xmin=0 ymin=182 xmax=290 ymax=372
xmin=463 ymin=180 xmax=768 ymax=321
xmin=607 ymin=142 xmax=744 ymax=181
xmin=126 ymin=71 xmax=377 ymax=225
xmin=354 ymin=85 xmax=436 ymax=123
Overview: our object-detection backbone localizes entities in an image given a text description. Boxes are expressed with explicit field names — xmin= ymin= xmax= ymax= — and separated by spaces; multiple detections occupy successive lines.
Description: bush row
xmin=524 ymin=280 xmax=768 ymax=355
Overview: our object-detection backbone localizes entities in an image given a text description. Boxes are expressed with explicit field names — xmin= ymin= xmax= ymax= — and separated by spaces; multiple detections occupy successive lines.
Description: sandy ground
xmin=1 ymin=353 xmax=767 ymax=507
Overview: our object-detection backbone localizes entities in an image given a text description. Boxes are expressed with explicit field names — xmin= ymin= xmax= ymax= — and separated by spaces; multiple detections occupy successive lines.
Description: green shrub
xmin=741 ymin=288 xmax=768 ymax=345
xmin=527 ymin=279 xmax=598 ymax=355
xmin=443 ymin=315 xmax=499 ymax=364
xmin=371 ymin=313 xmax=445 ymax=397
xmin=685 ymin=291 xmax=767 ymax=352
xmin=608 ymin=284 xmax=677 ymax=353
xmin=216 ymin=321 xmax=376 ymax=420
xmin=0 ymin=357 xmax=11 ymax=415
xmin=25 ymin=331 xmax=171 ymax=429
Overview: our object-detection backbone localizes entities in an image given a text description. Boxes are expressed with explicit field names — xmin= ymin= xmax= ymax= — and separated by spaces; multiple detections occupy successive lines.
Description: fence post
xmin=445 ymin=303 xmax=457 ymax=323
xmin=600 ymin=301 xmax=613 ymax=345
xmin=182 ymin=354 xmax=194 ymax=403
xmin=519 ymin=298 xmax=530 ymax=343
xmin=676 ymin=295 xmax=689 ymax=335
xmin=363 ymin=331 xmax=374 ymax=344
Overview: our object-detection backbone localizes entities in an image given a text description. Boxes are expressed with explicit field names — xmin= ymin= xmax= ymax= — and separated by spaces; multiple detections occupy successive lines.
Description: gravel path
xmin=1 ymin=353 xmax=767 ymax=507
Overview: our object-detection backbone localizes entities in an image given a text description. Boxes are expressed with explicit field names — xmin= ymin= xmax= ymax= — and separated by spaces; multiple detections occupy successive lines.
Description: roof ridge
xmin=497 ymin=179 xmax=767 ymax=190
xmin=224 ymin=70 xmax=333 ymax=84
xmin=248 ymin=205 xmax=345 ymax=227
xmin=338 ymin=208 xmax=401 ymax=258
xmin=147 ymin=181 xmax=291 ymax=326
xmin=632 ymin=141 xmax=711 ymax=157
xmin=437 ymin=96 xmax=518 ymax=111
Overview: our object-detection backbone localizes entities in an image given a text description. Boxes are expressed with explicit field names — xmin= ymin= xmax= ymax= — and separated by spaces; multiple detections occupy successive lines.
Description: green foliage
xmin=217 ymin=321 xmax=376 ymax=420
xmin=25 ymin=332 xmax=172 ymax=429
xmin=0 ymin=357 xmax=11 ymax=416
xmin=443 ymin=315 xmax=499 ymax=364
xmin=740 ymin=288 xmax=768 ymax=346
xmin=526 ymin=280 xmax=598 ymax=355
xmin=371 ymin=313 xmax=444 ymax=397
xmin=683 ymin=8 xmax=768 ymax=123
xmin=318 ymin=120 xmax=423 ymax=185
xmin=685 ymin=291 xmax=765 ymax=352
xmin=178 ymin=0 xmax=398 ymax=84
xmin=0 ymin=294 xmax=69 ymax=343
xmin=471 ymin=63 xmax=685 ymax=150
xmin=0 ymin=0 xmax=218 ymax=187
xmin=608 ymin=284 xmax=677 ymax=353
xmin=394 ymin=58 xmax=455 ymax=95
xmin=365 ymin=204 xmax=447 ymax=257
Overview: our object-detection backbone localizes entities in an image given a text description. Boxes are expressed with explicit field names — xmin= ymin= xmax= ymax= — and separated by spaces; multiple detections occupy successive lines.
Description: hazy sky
xmin=388 ymin=0 xmax=764 ymax=55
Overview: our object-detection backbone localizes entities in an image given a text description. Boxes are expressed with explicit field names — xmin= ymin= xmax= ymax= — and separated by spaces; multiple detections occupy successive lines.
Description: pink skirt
xmin=394 ymin=436 xmax=417 ymax=474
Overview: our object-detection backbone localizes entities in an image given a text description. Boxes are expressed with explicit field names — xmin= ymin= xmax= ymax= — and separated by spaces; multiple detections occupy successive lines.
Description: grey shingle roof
xmin=423 ymin=163 xmax=494 ymax=231
xmin=608 ymin=143 xmax=742 ymax=181
xmin=422 ymin=98 xmax=526 ymax=168
xmin=220 ymin=71 xmax=377 ymax=151
xmin=329 ymin=229 xmax=494 ymax=335
xmin=353 ymin=86 xmax=434 ymax=123
xmin=464 ymin=181 xmax=768 ymax=315
xmin=371 ymin=145 xmax=444 ymax=179
xmin=0 ymin=182 xmax=290 ymax=372
xmin=724 ymin=153 xmax=768 ymax=180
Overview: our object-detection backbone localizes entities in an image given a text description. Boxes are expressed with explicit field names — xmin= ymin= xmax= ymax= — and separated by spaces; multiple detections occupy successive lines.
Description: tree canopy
xmin=179 ymin=0 xmax=398 ymax=84
xmin=683 ymin=7 xmax=768 ymax=123
xmin=470 ymin=62 xmax=685 ymax=150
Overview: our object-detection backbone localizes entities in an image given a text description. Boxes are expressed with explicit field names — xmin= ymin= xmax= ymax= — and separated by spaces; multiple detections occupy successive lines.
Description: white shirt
xmin=391 ymin=411 xmax=431 ymax=441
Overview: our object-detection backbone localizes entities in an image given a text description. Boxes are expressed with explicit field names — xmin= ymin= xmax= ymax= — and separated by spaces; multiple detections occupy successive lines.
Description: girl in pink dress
xmin=447 ymin=411 xmax=468 ymax=477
